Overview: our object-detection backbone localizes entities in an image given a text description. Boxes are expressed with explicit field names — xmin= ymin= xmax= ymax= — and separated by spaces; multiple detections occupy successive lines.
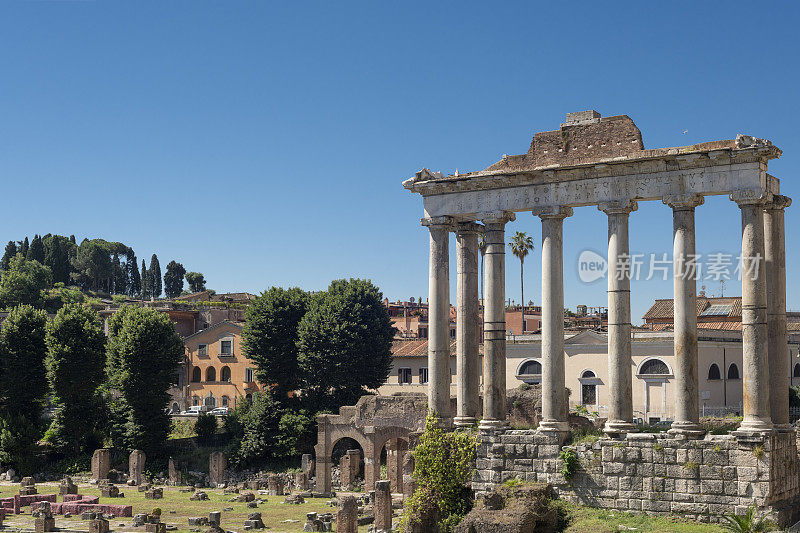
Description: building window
xmin=794 ymin=363 xmax=800 ymax=378
xmin=245 ymin=368 xmax=254 ymax=383
xmin=728 ymin=363 xmax=740 ymax=380
xmin=419 ymin=328 xmax=428 ymax=339
xmin=708 ymin=363 xmax=721 ymax=381
xmin=221 ymin=366 xmax=231 ymax=382
xmin=518 ymin=360 xmax=542 ymax=376
xmin=191 ymin=367 xmax=201 ymax=383
xmin=220 ymin=339 xmax=233 ymax=356
xmin=450 ymin=329 xmax=456 ymax=338
xmin=198 ymin=344 xmax=208 ymax=356
xmin=581 ymin=370 xmax=596 ymax=379
xmin=204 ymin=394 xmax=216 ymax=408
xmin=639 ymin=358 xmax=670 ymax=376
xmin=171 ymin=402 xmax=179 ymax=413
xmin=206 ymin=367 xmax=216 ymax=382
xmin=419 ymin=367 xmax=428 ymax=384
xmin=222 ymin=395 xmax=230 ymax=407
xmin=398 ymin=367 xmax=412 ymax=384
xmin=192 ymin=395 xmax=199 ymax=406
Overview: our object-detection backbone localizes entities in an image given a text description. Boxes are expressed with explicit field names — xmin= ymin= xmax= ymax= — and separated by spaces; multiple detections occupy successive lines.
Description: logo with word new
xmin=578 ymin=250 xmax=607 ymax=283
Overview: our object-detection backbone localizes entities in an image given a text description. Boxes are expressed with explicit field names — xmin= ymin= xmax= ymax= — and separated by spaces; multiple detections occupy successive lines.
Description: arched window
xmin=728 ymin=363 xmax=740 ymax=380
xmin=708 ymin=363 xmax=721 ymax=380
xmin=519 ymin=360 xmax=542 ymax=375
xmin=191 ymin=367 xmax=201 ymax=383
xmin=206 ymin=367 xmax=216 ymax=382
xmin=221 ymin=366 xmax=231 ymax=382
xmin=581 ymin=370 xmax=596 ymax=379
xmin=794 ymin=363 xmax=800 ymax=378
xmin=171 ymin=402 xmax=179 ymax=413
xmin=639 ymin=358 xmax=669 ymax=375
xmin=204 ymin=394 xmax=216 ymax=408
xmin=222 ymin=395 xmax=230 ymax=407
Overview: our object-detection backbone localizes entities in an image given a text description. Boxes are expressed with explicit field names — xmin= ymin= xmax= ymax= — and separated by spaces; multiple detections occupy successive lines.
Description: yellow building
xmin=183 ymin=320 xmax=263 ymax=410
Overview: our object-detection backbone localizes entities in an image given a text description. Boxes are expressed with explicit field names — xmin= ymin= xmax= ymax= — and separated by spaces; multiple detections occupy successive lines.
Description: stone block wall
xmin=474 ymin=429 xmax=800 ymax=525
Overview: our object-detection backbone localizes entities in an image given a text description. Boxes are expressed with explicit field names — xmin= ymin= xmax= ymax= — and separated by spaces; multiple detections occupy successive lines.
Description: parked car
xmin=209 ymin=407 xmax=229 ymax=416
xmin=187 ymin=405 xmax=210 ymax=415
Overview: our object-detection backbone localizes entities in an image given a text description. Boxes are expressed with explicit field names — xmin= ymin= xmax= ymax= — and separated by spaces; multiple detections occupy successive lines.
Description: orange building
xmin=183 ymin=320 xmax=264 ymax=410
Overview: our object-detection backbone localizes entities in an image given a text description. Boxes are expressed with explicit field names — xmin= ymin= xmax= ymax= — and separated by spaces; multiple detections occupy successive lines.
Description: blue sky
xmin=1 ymin=2 xmax=798 ymax=324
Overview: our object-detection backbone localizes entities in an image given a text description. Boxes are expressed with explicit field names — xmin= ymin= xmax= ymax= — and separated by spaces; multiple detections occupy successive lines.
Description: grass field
xmin=0 ymin=483 xmax=739 ymax=533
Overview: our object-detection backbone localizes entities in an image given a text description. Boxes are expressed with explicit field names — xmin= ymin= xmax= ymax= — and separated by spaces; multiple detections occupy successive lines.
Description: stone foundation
xmin=474 ymin=429 xmax=800 ymax=525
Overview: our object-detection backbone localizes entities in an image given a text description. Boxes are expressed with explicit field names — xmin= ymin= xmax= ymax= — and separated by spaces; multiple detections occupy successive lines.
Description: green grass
xmin=560 ymin=501 xmax=726 ymax=533
xmin=0 ymin=482 xmax=374 ymax=532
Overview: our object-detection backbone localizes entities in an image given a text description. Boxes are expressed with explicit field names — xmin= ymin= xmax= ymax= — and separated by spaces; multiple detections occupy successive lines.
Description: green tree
xmin=43 ymin=235 xmax=72 ymax=285
xmin=163 ymin=261 xmax=186 ymax=298
xmin=44 ymin=304 xmax=106 ymax=454
xmin=19 ymin=237 xmax=29 ymax=258
xmin=194 ymin=412 xmax=217 ymax=444
xmin=141 ymin=259 xmax=150 ymax=299
xmin=0 ymin=255 xmax=53 ymax=309
xmin=127 ymin=252 xmax=141 ymax=297
xmin=27 ymin=235 xmax=45 ymax=263
xmin=297 ymin=278 xmax=395 ymax=411
xmin=508 ymin=231 xmax=534 ymax=310
xmin=149 ymin=255 xmax=162 ymax=298
xmin=106 ymin=306 xmax=183 ymax=454
xmin=1 ymin=241 xmax=17 ymax=272
xmin=70 ymin=240 xmax=112 ymax=291
xmin=242 ymin=287 xmax=308 ymax=402
xmin=0 ymin=305 xmax=49 ymax=473
xmin=185 ymin=272 xmax=206 ymax=293
xmin=111 ymin=254 xmax=127 ymax=295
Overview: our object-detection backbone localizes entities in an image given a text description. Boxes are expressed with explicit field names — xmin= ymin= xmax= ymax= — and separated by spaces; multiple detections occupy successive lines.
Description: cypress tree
xmin=43 ymin=236 xmax=70 ymax=285
xmin=149 ymin=255 xmax=162 ymax=298
xmin=127 ymin=252 xmax=141 ymax=297
xmin=1 ymin=242 xmax=17 ymax=271
xmin=19 ymin=238 xmax=29 ymax=257
xmin=141 ymin=260 xmax=149 ymax=299
xmin=27 ymin=235 xmax=45 ymax=264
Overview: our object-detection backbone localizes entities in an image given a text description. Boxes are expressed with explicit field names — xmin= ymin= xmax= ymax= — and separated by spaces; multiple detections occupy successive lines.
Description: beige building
xmin=382 ymin=329 xmax=800 ymax=423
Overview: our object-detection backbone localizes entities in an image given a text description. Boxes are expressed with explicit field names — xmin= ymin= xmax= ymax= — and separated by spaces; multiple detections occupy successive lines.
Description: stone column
xmin=533 ymin=206 xmax=573 ymax=436
xmin=478 ymin=211 xmax=515 ymax=430
xmin=129 ymin=450 xmax=146 ymax=485
xmin=374 ymin=480 xmax=393 ymax=533
xmin=422 ymin=216 xmax=454 ymax=422
xmin=599 ymin=200 xmax=637 ymax=435
xmin=732 ymin=190 xmax=773 ymax=433
xmin=663 ymin=194 xmax=705 ymax=437
xmin=764 ymin=195 xmax=792 ymax=430
xmin=336 ymin=495 xmax=358 ymax=533
xmin=454 ymin=222 xmax=481 ymax=427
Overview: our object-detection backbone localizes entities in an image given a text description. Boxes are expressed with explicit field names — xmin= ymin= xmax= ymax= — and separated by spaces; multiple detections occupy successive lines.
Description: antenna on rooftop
xmin=719 ymin=280 xmax=725 ymax=297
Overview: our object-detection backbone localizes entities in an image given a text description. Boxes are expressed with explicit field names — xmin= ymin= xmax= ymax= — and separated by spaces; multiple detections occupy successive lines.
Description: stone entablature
xmin=474 ymin=430 xmax=800 ymax=524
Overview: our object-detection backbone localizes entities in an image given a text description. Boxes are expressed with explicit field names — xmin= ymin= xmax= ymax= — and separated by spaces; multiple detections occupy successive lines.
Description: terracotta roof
xmin=643 ymin=297 xmax=742 ymax=320
xmin=392 ymin=339 xmax=484 ymax=357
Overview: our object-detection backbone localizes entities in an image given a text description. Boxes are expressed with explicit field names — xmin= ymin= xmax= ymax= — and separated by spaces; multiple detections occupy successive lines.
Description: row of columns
xmin=424 ymin=191 xmax=791 ymax=436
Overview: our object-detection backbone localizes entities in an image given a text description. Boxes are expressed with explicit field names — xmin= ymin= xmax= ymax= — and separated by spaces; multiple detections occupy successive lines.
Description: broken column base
xmin=34 ymin=517 xmax=55 ymax=533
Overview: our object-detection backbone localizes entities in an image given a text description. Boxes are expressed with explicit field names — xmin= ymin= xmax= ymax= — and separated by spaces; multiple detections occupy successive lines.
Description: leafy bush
xmin=720 ymin=504 xmax=774 ymax=532
xmin=194 ymin=413 xmax=218 ymax=443
xmin=400 ymin=413 xmax=476 ymax=532
xmin=559 ymin=449 xmax=579 ymax=480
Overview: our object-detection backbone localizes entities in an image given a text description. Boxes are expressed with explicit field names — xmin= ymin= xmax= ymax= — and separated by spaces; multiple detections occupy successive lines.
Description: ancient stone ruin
xmin=315 ymin=393 xmax=427 ymax=494
xmin=59 ymin=477 xmax=78 ymax=495
xmin=129 ymin=449 xmax=146 ymax=485
xmin=91 ymin=449 xmax=111 ymax=482
xmin=336 ymin=495 xmax=358 ymax=533
xmin=405 ymin=111 xmax=799 ymax=524
xmin=19 ymin=477 xmax=37 ymax=496
xmin=208 ymin=451 xmax=226 ymax=487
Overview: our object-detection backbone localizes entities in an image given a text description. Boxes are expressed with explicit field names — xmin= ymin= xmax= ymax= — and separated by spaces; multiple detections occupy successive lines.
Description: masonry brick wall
xmin=474 ymin=430 xmax=800 ymax=524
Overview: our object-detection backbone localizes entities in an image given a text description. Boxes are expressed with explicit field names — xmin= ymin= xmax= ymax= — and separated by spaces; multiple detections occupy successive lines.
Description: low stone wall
xmin=474 ymin=429 xmax=800 ymax=525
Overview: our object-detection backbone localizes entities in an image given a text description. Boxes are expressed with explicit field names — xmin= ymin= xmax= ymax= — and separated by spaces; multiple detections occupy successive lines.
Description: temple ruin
xmin=403 ymin=111 xmax=799 ymax=523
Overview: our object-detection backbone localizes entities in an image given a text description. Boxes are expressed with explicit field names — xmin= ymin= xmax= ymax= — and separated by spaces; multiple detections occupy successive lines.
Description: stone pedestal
xmin=374 ymin=480 xmax=392 ymax=533
xmin=129 ymin=450 xmax=146 ymax=485
xmin=266 ymin=475 xmax=284 ymax=496
xmin=535 ymin=207 xmax=572 ymax=436
xmin=59 ymin=476 xmax=78 ymax=495
xmin=294 ymin=472 xmax=308 ymax=491
xmin=145 ymin=523 xmax=166 ymax=533
xmin=100 ymin=483 xmax=120 ymax=498
xmin=34 ymin=517 xmax=55 ymax=533
xmin=336 ymin=495 xmax=358 ymax=533
xmin=92 ymin=449 xmax=111 ymax=481
xmin=20 ymin=477 xmax=37 ymax=496
xmin=89 ymin=519 xmax=109 ymax=533
xmin=145 ymin=487 xmax=163 ymax=499
xmin=209 ymin=452 xmax=227 ymax=486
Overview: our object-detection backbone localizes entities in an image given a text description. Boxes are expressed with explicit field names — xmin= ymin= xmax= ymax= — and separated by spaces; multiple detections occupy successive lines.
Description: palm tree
xmin=509 ymin=231 xmax=534 ymax=311
xmin=478 ymin=232 xmax=487 ymax=306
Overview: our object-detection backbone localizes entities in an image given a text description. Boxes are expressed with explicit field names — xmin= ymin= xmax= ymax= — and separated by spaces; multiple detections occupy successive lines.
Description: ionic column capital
xmin=478 ymin=211 xmax=515 ymax=226
xmin=531 ymin=205 xmax=573 ymax=220
xmin=729 ymin=189 xmax=769 ymax=207
xmin=421 ymin=216 xmax=454 ymax=229
xmin=663 ymin=194 xmax=705 ymax=210
xmin=454 ymin=221 xmax=483 ymax=235
xmin=764 ymin=194 xmax=792 ymax=212
xmin=598 ymin=199 xmax=638 ymax=215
